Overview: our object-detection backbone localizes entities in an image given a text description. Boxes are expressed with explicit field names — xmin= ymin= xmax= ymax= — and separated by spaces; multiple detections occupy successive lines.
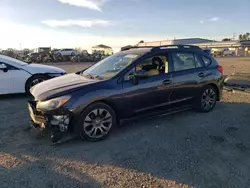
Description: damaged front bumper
xmin=28 ymin=100 xmax=73 ymax=143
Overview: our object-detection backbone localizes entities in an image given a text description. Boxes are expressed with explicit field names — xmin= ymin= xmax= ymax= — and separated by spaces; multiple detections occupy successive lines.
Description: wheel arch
xmin=81 ymin=99 xmax=120 ymax=125
xmin=25 ymin=73 xmax=50 ymax=93
xmin=203 ymin=83 xmax=220 ymax=101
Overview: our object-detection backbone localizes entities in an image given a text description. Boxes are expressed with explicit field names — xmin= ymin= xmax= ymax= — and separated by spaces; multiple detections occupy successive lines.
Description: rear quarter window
xmin=201 ymin=56 xmax=212 ymax=66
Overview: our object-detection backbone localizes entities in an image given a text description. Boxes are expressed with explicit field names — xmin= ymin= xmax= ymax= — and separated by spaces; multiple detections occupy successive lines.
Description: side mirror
xmin=0 ymin=64 xmax=8 ymax=72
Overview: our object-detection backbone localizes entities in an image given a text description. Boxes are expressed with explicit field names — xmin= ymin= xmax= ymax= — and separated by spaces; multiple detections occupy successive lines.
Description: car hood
xmin=31 ymin=73 xmax=98 ymax=101
xmin=22 ymin=63 xmax=65 ymax=74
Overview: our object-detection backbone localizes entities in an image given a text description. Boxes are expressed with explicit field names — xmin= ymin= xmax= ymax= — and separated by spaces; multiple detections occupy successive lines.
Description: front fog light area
xmin=50 ymin=115 xmax=70 ymax=132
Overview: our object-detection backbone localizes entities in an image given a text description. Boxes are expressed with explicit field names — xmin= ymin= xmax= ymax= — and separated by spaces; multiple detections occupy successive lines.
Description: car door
xmin=0 ymin=62 xmax=31 ymax=94
xmin=60 ymin=49 xmax=65 ymax=56
xmin=121 ymin=53 xmax=174 ymax=117
xmin=0 ymin=63 xmax=12 ymax=94
xmin=65 ymin=49 xmax=72 ymax=56
xmin=169 ymin=51 xmax=206 ymax=105
xmin=64 ymin=49 xmax=69 ymax=56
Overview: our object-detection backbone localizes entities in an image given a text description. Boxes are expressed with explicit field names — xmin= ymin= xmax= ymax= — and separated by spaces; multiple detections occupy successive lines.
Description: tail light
xmin=216 ymin=65 xmax=223 ymax=74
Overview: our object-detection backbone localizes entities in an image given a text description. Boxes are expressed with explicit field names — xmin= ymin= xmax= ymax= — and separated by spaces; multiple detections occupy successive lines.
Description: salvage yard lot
xmin=1 ymin=57 xmax=250 ymax=188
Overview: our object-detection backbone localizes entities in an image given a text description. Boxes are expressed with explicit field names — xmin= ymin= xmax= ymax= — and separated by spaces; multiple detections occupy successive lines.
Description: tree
xmin=239 ymin=34 xmax=243 ymax=40
xmin=239 ymin=33 xmax=250 ymax=40
xmin=222 ymin=38 xmax=231 ymax=41
xmin=75 ymin=47 xmax=82 ymax=53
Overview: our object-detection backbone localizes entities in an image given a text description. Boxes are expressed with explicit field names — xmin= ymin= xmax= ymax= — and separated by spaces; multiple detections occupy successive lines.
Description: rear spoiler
xmin=203 ymin=49 xmax=211 ymax=55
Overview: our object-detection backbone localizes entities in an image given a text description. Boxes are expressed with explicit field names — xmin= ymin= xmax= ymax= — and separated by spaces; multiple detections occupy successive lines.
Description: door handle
xmin=162 ymin=79 xmax=172 ymax=85
xmin=198 ymin=72 xmax=205 ymax=77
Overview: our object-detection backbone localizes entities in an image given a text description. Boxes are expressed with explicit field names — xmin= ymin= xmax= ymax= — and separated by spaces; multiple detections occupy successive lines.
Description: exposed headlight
xmin=37 ymin=96 xmax=71 ymax=111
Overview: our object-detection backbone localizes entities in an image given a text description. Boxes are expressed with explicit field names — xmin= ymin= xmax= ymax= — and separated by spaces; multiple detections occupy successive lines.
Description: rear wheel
xmin=77 ymin=103 xmax=116 ymax=141
xmin=196 ymin=85 xmax=217 ymax=112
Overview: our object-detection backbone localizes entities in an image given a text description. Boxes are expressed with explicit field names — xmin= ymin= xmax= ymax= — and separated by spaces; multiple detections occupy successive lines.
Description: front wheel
xmin=76 ymin=103 xmax=116 ymax=142
xmin=196 ymin=85 xmax=217 ymax=113
xmin=25 ymin=75 xmax=49 ymax=95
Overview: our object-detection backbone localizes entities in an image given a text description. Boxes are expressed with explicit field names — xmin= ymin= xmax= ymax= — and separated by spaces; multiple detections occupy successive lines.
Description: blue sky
xmin=0 ymin=0 xmax=249 ymax=51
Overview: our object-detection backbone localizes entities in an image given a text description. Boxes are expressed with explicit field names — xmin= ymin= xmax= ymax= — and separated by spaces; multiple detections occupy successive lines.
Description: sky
xmin=0 ymin=0 xmax=250 ymax=52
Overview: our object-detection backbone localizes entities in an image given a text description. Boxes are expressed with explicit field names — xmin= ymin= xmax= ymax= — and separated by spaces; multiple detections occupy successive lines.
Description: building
xmin=92 ymin=44 xmax=113 ymax=55
xmin=137 ymin=38 xmax=215 ymax=47
xmin=138 ymin=38 xmax=250 ymax=56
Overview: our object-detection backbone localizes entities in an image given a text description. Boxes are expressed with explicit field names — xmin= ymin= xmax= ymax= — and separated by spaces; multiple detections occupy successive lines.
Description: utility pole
xmin=233 ymin=32 xmax=237 ymax=41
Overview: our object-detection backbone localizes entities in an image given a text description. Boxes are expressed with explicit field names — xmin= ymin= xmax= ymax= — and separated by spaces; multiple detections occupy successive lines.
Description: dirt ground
xmin=1 ymin=57 xmax=250 ymax=188
xmin=216 ymin=57 xmax=250 ymax=75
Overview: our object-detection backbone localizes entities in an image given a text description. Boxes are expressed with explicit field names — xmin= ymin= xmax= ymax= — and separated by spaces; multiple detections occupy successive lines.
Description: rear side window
xmin=194 ymin=54 xmax=204 ymax=68
xmin=201 ymin=56 xmax=212 ymax=66
xmin=172 ymin=52 xmax=196 ymax=71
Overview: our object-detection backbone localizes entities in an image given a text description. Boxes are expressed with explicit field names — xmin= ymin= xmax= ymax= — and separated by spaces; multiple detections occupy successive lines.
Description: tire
xmin=25 ymin=74 xmax=49 ymax=95
xmin=76 ymin=102 xmax=116 ymax=142
xmin=196 ymin=85 xmax=217 ymax=113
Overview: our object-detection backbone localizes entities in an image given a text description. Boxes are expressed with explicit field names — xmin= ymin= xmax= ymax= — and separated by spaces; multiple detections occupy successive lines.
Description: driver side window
xmin=124 ymin=54 xmax=169 ymax=81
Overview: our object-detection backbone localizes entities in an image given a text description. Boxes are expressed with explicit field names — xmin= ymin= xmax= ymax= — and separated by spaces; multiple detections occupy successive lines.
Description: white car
xmin=56 ymin=49 xmax=77 ymax=56
xmin=223 ymin=48 xmax=235 ymax=56
xmin=0 ymin=55 xmax=66 ymax=95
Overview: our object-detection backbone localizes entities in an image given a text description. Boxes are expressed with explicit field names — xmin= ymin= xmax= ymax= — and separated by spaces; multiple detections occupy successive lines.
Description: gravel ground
xmin=1 ymin=57 xmax=250 ymax=188
xmin=1 ymin=91 xmax=250 ymax=188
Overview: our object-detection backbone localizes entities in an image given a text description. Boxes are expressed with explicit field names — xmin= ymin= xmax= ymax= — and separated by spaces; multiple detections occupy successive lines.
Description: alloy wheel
xmin=83 ymin=108 xmax=112 ymax=139
xmin=201 ymin=88 xmax=216 ymax=110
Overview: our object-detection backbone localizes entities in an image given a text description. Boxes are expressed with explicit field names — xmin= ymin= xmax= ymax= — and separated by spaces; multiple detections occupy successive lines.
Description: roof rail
xmin=120 ymin=45 xmax=154 ymax=51
xmin=120 ymin=44 xmax=201 ymax=51
xmin=151 ymin=45 xmax=201 ymax=51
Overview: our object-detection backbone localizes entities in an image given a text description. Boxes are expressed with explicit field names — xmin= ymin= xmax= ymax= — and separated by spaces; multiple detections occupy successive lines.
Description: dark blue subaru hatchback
xmin=28 ymin=45 xmax=224 ymax=143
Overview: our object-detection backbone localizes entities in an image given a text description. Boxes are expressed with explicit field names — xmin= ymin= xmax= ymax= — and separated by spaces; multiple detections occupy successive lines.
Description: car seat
xmin=185 ymin=57 xmax=195 ymax=69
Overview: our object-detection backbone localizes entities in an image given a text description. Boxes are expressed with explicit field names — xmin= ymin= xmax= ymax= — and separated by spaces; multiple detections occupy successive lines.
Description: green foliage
xmin=239 ymin=33 xmax=250 ymax=40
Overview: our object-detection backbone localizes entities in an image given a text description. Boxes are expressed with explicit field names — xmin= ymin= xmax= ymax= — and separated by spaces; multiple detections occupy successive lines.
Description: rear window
xmin=201 ymin=56 xmax=212 ymax=66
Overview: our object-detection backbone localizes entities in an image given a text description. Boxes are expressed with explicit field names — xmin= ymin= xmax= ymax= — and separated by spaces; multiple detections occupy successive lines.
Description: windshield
xmin=82 ymin=53 xmax=140 ymax=79
xmin=0 ymin=55 xmax=27 ymax=66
